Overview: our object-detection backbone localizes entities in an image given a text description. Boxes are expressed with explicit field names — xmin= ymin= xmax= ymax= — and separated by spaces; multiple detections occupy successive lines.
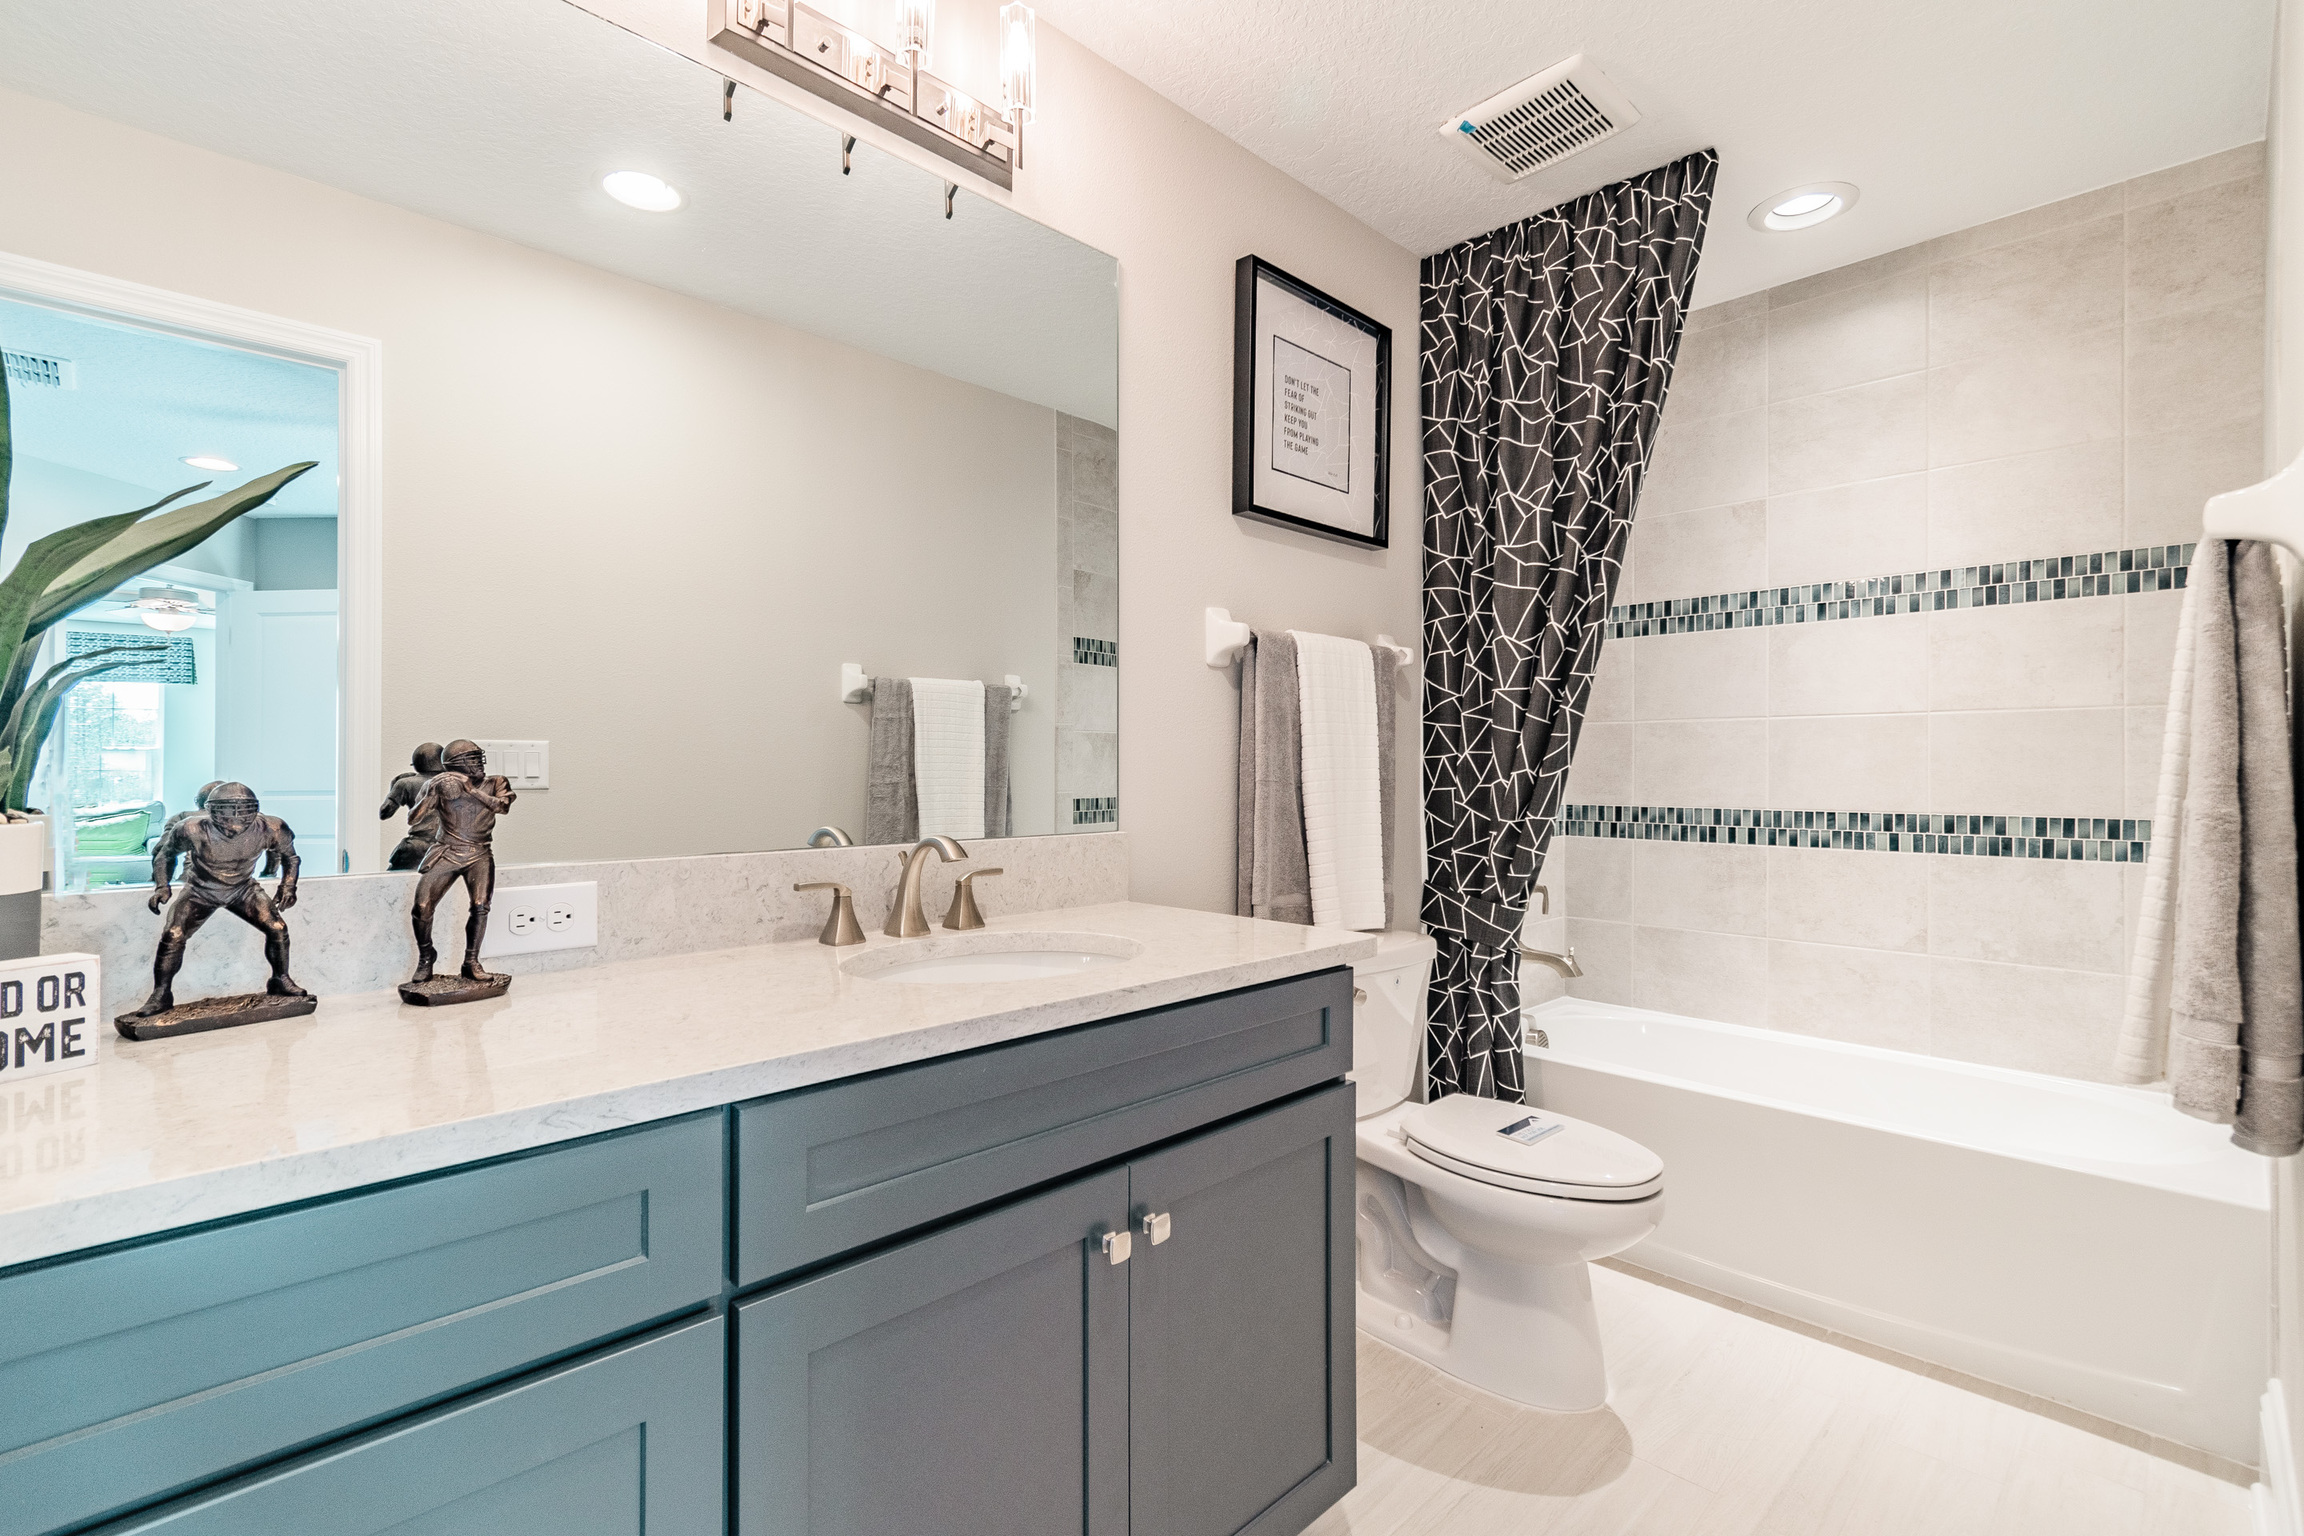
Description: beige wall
xmin=1537 ymin=147 xmax=2268 ymax=1081
xmin=0 ymin=84 xmax=1065 ymax=864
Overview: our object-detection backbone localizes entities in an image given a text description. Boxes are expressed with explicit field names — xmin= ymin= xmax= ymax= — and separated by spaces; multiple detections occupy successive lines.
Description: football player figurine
xmin=115 ymin=781 xmax=315 ymax=1041
xmin=400 ymin=738 xmax=517 ymax=1005
xmin=379 ymin=742 xmax=446 ymax=870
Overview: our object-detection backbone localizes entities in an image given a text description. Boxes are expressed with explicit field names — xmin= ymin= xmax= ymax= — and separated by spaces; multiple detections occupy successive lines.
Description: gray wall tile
xmin=1925 ymin=323 xmax=2122 ymax=468
xmin=1929 ymin=708 xmax=2125 ymax=809
xmin=1768 ymin=373 xmax=1929 ymax=494
xmin=1927 ymin=958 xmax=2124 ymax=1081
xmin=1633 ymin=629 xmax=1769 ymax=721
xmin=1767 ymin=941 xmax=1932 ymax=1052
xmin=1925 ymin=216 xmax=2123 ymax=367
xmin=1766 ymin=475 xmax=1929 ymax=587
xmin=1766 ymin=846 xmax=1928 ymax=953
xmin=1633 ymin=719 xmax=1768 ymax=805
xmin=1630 ymin=841 xmax=1766 ymax=935
xmin=1634 ymin=501 xmax=1769 ymax=597
xmin=1926 ymin=441 xmax=2124 ymax=567
xmin=1670 ymin=315 xmax=1768 ymax=420
xmin=1770 ymin=619 xmax=1929 ymax=716
xmin=2127 ymin=172 xmax=2269 ymax=320
xmin=2125 ymin=297 xmax=2266 ymax=438
xmin=1766 ymin=270 xmax=1927 ymax=401
xmin=1925 ymin=856 xmax=2126 ymax=973
xmin=1767 ymin=714 xmax=1930 ymax=807
xmin=1643 ymin=407 xmax=1768 ymax=515
xmin=1563 ymin=917 xmax=1633 ymax=1005
xmin=1632 ymin=926 xmax=1768 ymax=1025
xmin=1925 ymin=600 xmax=2124 ymax=712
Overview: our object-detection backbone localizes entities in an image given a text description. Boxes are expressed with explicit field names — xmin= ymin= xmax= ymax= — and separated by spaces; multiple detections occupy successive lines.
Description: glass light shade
xmin=897 ymin=0 xmax=933 ymax=62
xmin=138 ymin=609 xmax=196 ymax=634
xmin=999 ymin=3 xmax=1036 ymax=124
xmin=132 ymin=586 xmax=200 ymax=633
xmin=181 ymin=455 xmax=237 ymax=472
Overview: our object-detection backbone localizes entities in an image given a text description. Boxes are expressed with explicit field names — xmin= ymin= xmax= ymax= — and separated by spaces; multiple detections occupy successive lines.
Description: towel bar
xmin=1204 ymin=607 xmax=1416 ymax=672
xmin=840 ymin=663 xmax=1027 ymax=711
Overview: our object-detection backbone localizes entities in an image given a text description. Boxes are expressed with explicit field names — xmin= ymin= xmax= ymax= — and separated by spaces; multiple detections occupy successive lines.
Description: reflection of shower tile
xmin=1072 ymin=571 xmax=1117 ymax=639
xmin=1058 ymin=731 xmax=1118 ymax=801
xmin=1073 ymin=434 xmax=1116 ymax=511
xmin=1071 ymin=501 xmax=1116 ymax=578
xmin=1058 ymin=661 xmax=1117 ymax=732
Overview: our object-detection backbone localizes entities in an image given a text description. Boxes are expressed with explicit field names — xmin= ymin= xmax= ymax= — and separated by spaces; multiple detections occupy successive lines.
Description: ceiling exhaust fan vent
xmin=1438 ymin=54 xmax=1641 ymax=183
xmin=2 ymin=350 xmax=74 ymax=390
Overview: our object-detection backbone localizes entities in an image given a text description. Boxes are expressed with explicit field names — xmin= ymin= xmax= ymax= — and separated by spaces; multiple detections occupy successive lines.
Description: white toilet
xmin=1350 ymin=931 xmax=1663 ymax=1412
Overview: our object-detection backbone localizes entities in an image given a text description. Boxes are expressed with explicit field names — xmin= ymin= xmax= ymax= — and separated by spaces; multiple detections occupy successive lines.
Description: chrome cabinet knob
xmin=1139 ymin=1211 xmax=1171 ymax=1246
xmin=1099 ymin=1228 xmax=1132 ymax=1265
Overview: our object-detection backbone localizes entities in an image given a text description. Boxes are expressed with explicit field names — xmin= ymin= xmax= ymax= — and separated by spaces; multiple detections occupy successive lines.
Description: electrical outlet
xmin=480 ymin=881 xmax=597 ymax=958
xmin=473 ymin=740 xmax=549 ymax=790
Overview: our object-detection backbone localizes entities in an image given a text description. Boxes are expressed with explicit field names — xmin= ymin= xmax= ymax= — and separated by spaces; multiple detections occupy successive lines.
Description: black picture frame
xmin=1232 ymin=255 xmax=1391 ymax=550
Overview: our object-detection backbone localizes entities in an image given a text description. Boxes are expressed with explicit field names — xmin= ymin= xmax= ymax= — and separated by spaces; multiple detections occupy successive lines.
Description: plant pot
xmin=0 ymin=819 xmax=44 ymax=960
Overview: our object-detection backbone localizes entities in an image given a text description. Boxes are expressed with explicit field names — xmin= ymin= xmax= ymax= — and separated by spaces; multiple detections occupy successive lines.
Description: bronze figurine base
xmin=398 ymin=973 xmax=512 ymax=1007
xmin=115 ymin=991 xmax=318 ymax=1042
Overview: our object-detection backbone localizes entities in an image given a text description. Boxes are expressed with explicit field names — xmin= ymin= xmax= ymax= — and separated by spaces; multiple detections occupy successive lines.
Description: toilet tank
xmin=1350 ymin=931 xmax=1437 ymax=1117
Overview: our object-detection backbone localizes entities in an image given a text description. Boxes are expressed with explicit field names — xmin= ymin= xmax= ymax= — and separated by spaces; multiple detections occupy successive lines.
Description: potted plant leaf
xmin=0 ymin=347 xmax=316 ymax=957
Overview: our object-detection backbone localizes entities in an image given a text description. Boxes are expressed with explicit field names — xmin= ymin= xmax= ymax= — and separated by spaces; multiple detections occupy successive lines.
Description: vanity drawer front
xmin=0 ymin=1113 xmax=723 ymax=1536
xmin=733 ymin=966 xmax=1351 ymax=1286
xmin=93 ymin=1313 xmax=725 ymax=1536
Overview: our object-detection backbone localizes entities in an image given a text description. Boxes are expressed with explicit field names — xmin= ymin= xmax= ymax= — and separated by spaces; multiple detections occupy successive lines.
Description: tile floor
xmin=1307 ymin=1262 xmax=2252 ymax=1535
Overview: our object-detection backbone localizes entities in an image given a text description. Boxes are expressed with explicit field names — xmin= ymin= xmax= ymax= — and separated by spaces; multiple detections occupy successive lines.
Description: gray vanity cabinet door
xmin=1128 ymin=1084 xmax=1356 ymax=1536
xmin=733 ymin=1167 xmax=1131 ymax=1536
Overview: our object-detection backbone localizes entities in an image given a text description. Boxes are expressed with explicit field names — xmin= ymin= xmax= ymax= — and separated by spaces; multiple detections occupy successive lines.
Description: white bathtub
xmin=1527 ymin=997 xmax=2270 ymax=1464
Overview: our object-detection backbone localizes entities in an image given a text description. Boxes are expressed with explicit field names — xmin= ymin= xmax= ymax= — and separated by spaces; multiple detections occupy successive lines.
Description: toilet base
xmin=1354 ymin=1249 xmax=1612 ymax=1413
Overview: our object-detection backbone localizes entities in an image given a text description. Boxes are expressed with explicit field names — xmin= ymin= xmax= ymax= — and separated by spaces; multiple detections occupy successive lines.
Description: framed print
xmin=1233 ymin=255 xmax=1391 ymax=549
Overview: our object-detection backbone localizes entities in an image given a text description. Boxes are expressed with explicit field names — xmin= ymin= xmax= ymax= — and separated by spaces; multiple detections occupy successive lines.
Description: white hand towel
xmin=911 ymin=677 xmax=986 ymax=840
xmin=1291 ymin=631 xmax=1387 ymax=931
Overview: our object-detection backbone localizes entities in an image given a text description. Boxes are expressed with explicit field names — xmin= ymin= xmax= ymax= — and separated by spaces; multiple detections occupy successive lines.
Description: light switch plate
xmin=481 ymin=881 xmax=597 ymax=958
xmin=474 ymin=740 xmax=548 ymax=790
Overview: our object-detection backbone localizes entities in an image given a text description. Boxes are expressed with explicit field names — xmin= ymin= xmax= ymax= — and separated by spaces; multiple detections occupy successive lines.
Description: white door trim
xmin=0 ymin=248 xmax=384 ymax=872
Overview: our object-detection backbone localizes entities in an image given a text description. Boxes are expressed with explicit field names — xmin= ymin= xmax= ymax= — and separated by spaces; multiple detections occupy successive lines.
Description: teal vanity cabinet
xmin=2 ymin=965 xmax=1356 ymax=1536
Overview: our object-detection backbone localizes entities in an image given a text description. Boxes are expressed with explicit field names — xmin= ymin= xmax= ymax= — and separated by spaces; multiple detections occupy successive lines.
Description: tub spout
xmin=1519 ymin=945 xmax=1582 ymax=979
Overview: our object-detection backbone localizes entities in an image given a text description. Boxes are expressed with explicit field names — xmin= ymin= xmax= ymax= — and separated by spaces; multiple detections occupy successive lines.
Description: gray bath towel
xmin=984 ymin=684 xmax=1014 ymax=839
xmin=2167 ymin=541 xmax=2303 ymax=1156
xmin=1237 ymin=631 xmax=1395 ymax=928
xmin=865 ymin=677 xmax=917 ymax=845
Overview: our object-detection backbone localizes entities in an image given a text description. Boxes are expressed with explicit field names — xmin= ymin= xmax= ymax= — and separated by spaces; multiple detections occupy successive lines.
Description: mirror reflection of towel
xmin=866 ymin=678 xmax=1012 ymax=845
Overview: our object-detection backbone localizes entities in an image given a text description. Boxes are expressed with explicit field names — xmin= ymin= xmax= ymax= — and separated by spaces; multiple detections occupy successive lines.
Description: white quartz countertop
xmin=0 ymin=903 xmax=1376 ymax=1267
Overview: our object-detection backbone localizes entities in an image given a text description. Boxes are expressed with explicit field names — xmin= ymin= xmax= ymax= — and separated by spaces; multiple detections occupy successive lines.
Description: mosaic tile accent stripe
xmin=1073 ymin=637 xmax=1118 ymax=666
xmin=1071 ymin=795 xmax=1118 ymax=826
xmin=1559 ymin=804 xmax=2150 ymax=862
xmin=1607 ymin=544 xmax=2194 ymax=639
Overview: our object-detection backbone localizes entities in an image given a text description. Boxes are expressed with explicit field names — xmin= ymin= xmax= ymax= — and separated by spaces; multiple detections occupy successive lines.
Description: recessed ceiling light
xmin=181 ymin=455 xmax=238 ymax=472
xmin=602 ymin=170 xmax=682 ymax=212
xmin=1748 ymin=181 xmax=1860 ymax=232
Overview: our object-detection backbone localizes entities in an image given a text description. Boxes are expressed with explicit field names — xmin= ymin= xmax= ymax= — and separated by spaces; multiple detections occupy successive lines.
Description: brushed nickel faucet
xmin=794 ymin=881 xmax=866 ymax=946
xmin=886 ymin=836 xmax=967 ymax=938
xmin=807 ymin=825 xmax=854 ymax=847
xmin=1518 ymin=883 xmax=1581 ymax=978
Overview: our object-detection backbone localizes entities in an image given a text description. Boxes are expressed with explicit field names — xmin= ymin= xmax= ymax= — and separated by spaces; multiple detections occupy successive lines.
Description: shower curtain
xmin=1420 ymin=150 xmax=1718 ymax=1102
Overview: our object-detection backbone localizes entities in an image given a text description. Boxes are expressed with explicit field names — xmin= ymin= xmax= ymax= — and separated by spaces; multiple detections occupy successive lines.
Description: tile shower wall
xmin=1533 ymin=144 xmax=2267 ymax=1082
xmin=1054 ymin=412 xmax=1119 ymax=828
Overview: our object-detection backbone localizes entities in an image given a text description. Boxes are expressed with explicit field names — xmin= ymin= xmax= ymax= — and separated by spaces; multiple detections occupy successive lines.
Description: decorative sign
xmin=1234 ymin=256 xmax=1391 ymax=549
xmin=0 ymin=953 xmax=101 ymax=1083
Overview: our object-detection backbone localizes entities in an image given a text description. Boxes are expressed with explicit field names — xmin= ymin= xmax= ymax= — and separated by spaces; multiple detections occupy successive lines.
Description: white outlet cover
xmin=474 ymin=740 xmax=550 ymax=790
xmin=480 ymin=880 xmax=597 ymax=957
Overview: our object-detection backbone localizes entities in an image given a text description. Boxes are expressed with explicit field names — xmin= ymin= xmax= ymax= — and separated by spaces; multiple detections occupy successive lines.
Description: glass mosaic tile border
xmin=1559 ymin=803 xmax=2150 ymax=862
xmin=1071 ymin=795 xmax=1118 ymax=825
xmin=1607 ymin=544 xmax=2194 ymax=640
xmin=1073 ymin=637 xmax=1118 ymax=667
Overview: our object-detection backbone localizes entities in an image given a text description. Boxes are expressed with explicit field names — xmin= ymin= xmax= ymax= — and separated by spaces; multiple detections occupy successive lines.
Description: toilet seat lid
xmin=1405 ymin=1094 xmax=1663 ymax=1201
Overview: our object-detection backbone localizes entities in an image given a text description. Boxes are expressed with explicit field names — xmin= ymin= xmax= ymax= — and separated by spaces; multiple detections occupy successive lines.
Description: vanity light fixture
xmin=1747 ymin=181 xmax=1860 ymax=232
xmin=602 ymin=170 xmax=683 ymax=212
xmin=712 ymin=1 xmax=1027 ymax=188
xmin=897 ymin=0 xmax=933 ymax=64
xmin=181 ymin=455 xmax=238 ymax=472
xmin=130 ymin=587 xmax=202 ymax=634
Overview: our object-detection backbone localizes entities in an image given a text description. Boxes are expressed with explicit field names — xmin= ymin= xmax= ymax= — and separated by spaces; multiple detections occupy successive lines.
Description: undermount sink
xmin=841 ymin=931 xmax=1143 ymax=984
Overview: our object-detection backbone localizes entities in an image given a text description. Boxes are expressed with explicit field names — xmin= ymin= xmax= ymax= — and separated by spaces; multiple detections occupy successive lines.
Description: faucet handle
xmin=942 ymin=867 xmax=1004 ymax=931
xmin=1532 ymin=884 xmax=1550 ymax=916
xmin=794 ymin=881 xmax=867 ymax=947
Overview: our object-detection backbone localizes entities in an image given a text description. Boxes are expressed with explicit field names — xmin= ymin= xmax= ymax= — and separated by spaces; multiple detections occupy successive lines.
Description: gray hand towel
xmin=1236 ymin=630 xmax=1397 ymax=927
xmin=2168 ymin=541 xmax=2304 ymax=1156
xmin=865 ymin=676 xmax=918 ymax=846
xmin=984 ymin=684 xmax=1013 ymax=839
xmin=1238 ymin=631 xmax=1311 ymax=923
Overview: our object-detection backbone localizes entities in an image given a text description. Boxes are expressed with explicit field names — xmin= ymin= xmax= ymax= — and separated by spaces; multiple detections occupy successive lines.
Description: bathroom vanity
xmin=0 ymin=906 xmax=1370 ymax=1536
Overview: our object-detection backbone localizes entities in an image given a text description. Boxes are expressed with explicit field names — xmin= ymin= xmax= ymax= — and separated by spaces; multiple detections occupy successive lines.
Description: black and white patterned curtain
xmin=1420 ymin=150 xmax=1718 ymax=1102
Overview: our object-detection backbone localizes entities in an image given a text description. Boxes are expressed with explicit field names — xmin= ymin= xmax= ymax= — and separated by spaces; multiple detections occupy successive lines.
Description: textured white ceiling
xmin=0 ymin=0 xmax=1117 ymax=424
xmin=1030 ymin=0 xmax=2277 ymax=303
xmin=2 ymin=297 xmax=341 ymax=518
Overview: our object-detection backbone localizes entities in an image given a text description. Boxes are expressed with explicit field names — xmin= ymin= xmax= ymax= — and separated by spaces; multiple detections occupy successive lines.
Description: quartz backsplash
xmin=51 ymin=832 xmax=1131 ymax=1019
